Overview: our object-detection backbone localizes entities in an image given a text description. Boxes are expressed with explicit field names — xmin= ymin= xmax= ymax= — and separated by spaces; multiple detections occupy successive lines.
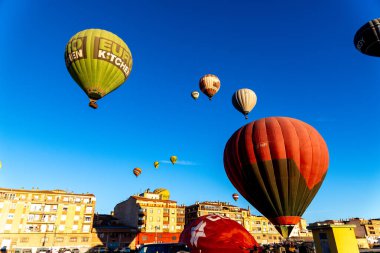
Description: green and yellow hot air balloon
xmin=154 ymin=161 xmax=159 ymax=169
xmin=64 ymin=29 xmax=133 ymax=109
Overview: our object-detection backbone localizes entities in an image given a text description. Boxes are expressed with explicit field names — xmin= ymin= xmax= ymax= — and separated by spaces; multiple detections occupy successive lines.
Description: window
xmin=0 ymin=203 xmax=3 ymax=208
xmin=8 ymin=214 xmax=14 ymax=219
xmin=149 ymin=209 xmax=153 ymax=214
xmin=157 ymin=217 xmax=161 ymax=222
xmin=84 ymin=216 xmax=91 ymax=222
xmin=74 ymin=215 xmax=80 ymax=221
xmin=33 ymin=195 xmax=39 ymax=200
xmin=4 ymin=224 xmax=12 ymax=230
xmin=11 ymin=203 xmax=16 ymax=209
xmin=171 ymin=209 xmax=175 ymax=214
xmin=61 ymin=215 xmax=66 ymax=221
xmin=41 ymin=224 xmax=47 ymax=232
xmin=48 ymin=224 xmax=54 ymax=232
xmin=50 ymin=215 xmax=57 ymax=222
xmin=47 ymin=196 xmax=52 ymax=201
xmin=62 ymin=206 xmax=68 ymax=212
xmin=59 ymin=225 xmax=65 ymax=231
xmin=83 ymin=198 xmax=89 ymax=204
xmin=40 ymin=236 xmax=48 ymax=243
xmin=69 ymin=237 xmax=77 ymax=242
xmin=63 ymin=197 xmax=69 ymax=202
xmin=75 ymin=198 xmax=81 ymax=203
xmin=255 ymin=221 xmax=261 ymax=224
xmin=149 ymin=217 xmax=153 ymax=221
xmin=82 ymin=237 xmax=89 ymax=242
xmin=85 ymin=206 xmax=93 ymax=213
xmin=20 ymin=237 xmax=29 ymax=243
xmin=75 ymin=206 xmax=81 ymax=211
xmin=82 ymin=225 xmax=90 ymax=232
xmin=157 ymin=209 xmax=161 ymax=214
xmin=72 ymin=225 xmax=78 ymax=231
xmin=263 ymin=222 xmax=266 ymax=225
xmin=44 ymin=205 xmax=51 ymax=212
xmin=55 ymin=237 xmax=64 ymax=242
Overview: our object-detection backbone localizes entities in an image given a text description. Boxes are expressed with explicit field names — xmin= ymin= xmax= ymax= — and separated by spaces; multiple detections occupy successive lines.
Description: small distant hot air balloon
xmin=133 ymin=168 xmax=142 ymax=177
xmin=0 ymin=161 xmax=2 ymax=169
xmin=232 ymin=88 xmax=257 ymax=119
xmin=199 ymin=74 xmax=220 ymax=100
xmin=65 ymin=28 xmax=133 ymax=109
xmin=354 ymin=18 xmax=380 ymax=57
xmin=232 ymin=193 xmax=239 ymax=201
xmin=170 ymin=156 xmax=177 ymax=165
xmin=191 ymin=91 xmax=200 ymax=100
xmin=154 ymin=161 xmax=159 ymax=169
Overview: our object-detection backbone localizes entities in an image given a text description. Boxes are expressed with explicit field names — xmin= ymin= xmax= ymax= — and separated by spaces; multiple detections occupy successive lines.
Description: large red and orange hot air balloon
xmin=199 ymin=74 xmax=220 ymax=100
xmin=224 ymin=117 xmax=329 ymax=238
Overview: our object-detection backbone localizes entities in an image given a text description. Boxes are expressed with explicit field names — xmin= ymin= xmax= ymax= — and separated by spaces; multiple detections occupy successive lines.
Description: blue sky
xmin=0 ymin=0 xmax=379 ymax=223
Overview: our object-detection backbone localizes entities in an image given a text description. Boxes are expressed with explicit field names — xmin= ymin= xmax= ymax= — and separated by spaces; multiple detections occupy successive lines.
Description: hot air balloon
xmin=224 ymin=117 xmax=329 ymax=238
xmin=232 ymin=88 xmax=257 ymax=119
xmin=65 ymin=29 xmax=133 ymax=109
xmin=232 ymin=193 xmax=239 ymax=201
xmin=354 ymin=18 xmax=380 ymax=57
xmin=170 ymin=156 xmax=177 ymax=165
xmin=199 ymin=74 xmax=220 ymax=100
xmin=191 ymin=91 xmax=199 ymax=100
xmin=0 ymin=161 xmax=2 ymax=169
xmin=154 ymin=161 xmax=159 ymax=169
xmin=180 ymin=214 xmax=259 ymax=253
xmin=133 ymin=168 xmax=142 ymax=177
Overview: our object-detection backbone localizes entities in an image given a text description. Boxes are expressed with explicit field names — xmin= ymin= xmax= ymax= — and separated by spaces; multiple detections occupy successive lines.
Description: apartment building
xmin=113 ymin=188 xmax=185 ymax=247
xmin=185 ymin=201 xmax=311 ymax=244
xmin=0 ymin=188 xmax=96 ymax=253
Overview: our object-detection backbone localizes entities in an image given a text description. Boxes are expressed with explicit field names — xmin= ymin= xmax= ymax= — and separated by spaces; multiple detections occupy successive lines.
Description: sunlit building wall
xmin=0 ymin=188 xmax=96 ymax=253
xmin=185 ymin=201 xmax=311 ymax=244
xmin=113 ymin=189 xmax=184 ymax=247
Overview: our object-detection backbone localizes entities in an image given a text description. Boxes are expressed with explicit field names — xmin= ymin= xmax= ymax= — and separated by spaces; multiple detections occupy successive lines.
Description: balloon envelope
xmin=199 ymin=74 xmax=220 ymax=100
xmin=179 ymin=214 xmax=259 ymax=253
xmin=232 ymin=193 xmax=239 ymax=201
xmin=191 ymin=91 xmax=200 ymax=100
xmin=232 ymin=88 xmax=257 ymax=119
xmin=154 ymin=161 xmax=159 ymax=169
xmin=133 ymin=168 xmax=142 ymax=177
xmin=65 ymin=28 xmax=133 ymax=108
xmin=354 ymin=18 xmax=380 ymax=57
xmin=223 ymin=117 xmax=329 ymax=238
xmin=170 ymin=156 xmax=177 ymax=165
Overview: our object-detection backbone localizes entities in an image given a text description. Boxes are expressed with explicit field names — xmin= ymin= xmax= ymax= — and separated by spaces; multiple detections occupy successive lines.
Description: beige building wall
xmin=114 ymin=189 xmax=185 ymax=234
xmin=0 ymin=188 xmax=96 ymax=253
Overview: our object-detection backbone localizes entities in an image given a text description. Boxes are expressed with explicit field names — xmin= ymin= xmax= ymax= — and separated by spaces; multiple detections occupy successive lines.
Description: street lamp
xmin=154 ymin=226 xmax=159 ymax=243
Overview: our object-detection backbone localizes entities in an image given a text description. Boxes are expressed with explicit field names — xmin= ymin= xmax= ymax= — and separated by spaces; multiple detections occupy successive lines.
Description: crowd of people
xmin=257 ymin=241 xmax=315 ymax=253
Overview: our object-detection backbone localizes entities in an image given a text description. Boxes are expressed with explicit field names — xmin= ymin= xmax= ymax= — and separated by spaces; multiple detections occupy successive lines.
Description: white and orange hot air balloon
xmin=191 ymin=91 xmax=200 ymax=100
xmin=199 ymin=74 xmax=220 ymax=100
xmin=232 ymin=88 xmax=257 ymax=119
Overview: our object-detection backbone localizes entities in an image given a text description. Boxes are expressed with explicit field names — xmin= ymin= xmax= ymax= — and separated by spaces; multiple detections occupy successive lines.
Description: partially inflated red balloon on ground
xmin=179 ymin=214 xmax=259 ymax=253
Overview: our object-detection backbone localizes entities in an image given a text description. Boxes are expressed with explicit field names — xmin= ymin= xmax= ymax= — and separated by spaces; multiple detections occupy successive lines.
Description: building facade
xmin=185 ymin=201 xmax=311 ymax=244
xmin=0 ymin=188 xmax=96 ymax=253
xmin=113 ymin=189 xmax=185 ymax=248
